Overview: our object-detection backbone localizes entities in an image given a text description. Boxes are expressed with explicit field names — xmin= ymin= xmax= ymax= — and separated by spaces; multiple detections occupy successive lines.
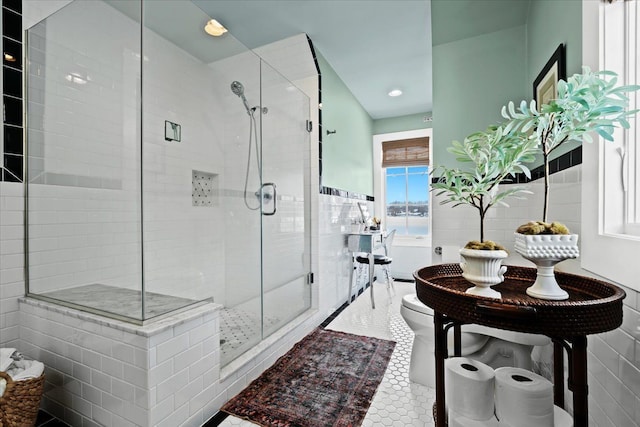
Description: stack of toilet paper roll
xmin=445 ymin=357 xmax=499 ymax=426
xmin=495 ymin=367 xmax=554 ymax=426
xmin=445 ymin=357 xmax=573 ymax=427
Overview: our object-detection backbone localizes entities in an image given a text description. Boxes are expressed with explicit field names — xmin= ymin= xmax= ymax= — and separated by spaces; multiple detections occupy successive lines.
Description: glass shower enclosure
xmin=24 ymin=0 xmax=312 ymax=366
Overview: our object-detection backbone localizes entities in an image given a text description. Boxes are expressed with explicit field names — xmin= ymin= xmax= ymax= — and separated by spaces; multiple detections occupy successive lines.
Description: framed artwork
xmin=533 ymin=44 xmax=566 ymax=108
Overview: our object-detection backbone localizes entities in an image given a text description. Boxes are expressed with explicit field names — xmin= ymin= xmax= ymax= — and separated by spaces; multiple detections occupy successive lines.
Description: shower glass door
xmin=259 ymin=61 xmax=312 ymax=339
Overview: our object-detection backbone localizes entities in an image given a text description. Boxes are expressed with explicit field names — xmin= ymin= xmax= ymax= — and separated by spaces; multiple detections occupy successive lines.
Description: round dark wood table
xmin=414 ymin=263 xmax=625 ymax=427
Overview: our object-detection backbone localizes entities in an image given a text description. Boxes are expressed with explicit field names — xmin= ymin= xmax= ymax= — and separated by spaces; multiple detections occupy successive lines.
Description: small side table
xmin=414 ymin=264 xmax=625 ymax=427
xmin=347 ymin=231 xmax=383 ymax=306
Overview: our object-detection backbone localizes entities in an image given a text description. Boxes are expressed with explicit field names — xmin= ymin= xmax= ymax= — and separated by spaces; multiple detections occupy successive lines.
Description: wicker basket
xmin=0 ymin=371 xmax=45 ymax=427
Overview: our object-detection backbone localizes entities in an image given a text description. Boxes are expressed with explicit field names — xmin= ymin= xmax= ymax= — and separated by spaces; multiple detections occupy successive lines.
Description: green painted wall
xmin=372 ymin=113 xmax=432 ymax=135
xmin=527 ymin=0 xmax=583 ymax=161
xmin=432 ymin=25 xmax=527 ymax=168
xmin=316 ymin=51 xmax=374 ymax=195
xmin=432 ymin=1 xmax=583 ymax=170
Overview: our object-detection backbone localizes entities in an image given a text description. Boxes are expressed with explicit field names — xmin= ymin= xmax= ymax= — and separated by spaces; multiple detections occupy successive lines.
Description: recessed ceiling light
xmin=204 ymin=19 xmax=228 ymax=37
xmin=4 ymin=53 xmax=16 ymax=62
xmin=388 ymin=89 xmax=403 ymax=97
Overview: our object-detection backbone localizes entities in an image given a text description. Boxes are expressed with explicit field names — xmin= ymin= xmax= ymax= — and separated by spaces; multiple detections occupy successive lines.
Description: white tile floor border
xmin=218 ymin=280 xmax=435 ymax=426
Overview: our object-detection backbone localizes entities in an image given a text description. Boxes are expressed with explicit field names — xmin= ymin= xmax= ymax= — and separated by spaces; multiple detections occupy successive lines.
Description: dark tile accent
xmin=2 ymin=8 xmax=21 ymax=41
xmin=202 ymin=411 xmax=230 ymax=426
xmin=571 ymin=146 xmax=582 ymax=165
xmin=3 ymin=95 xmax=22 ymax=126
xmin=3 ymin=36 xmax=22 ymax=69
xmin=39 ymin=419 xmax=71 ymax=427
xmin=431 ymin=146 xmax=583 ymax=187
xmin=307 ymin=36 xmax=325 ymax=193
xmin=2 ymin=0 xmax=24 ymax=183
xmin=558 ymin=151 xmax=571 ymax=171
xmin=4 ymin=152 xmax=22 ymax=179
xmin=3 ymin=0 xmax=22 ymax=14
xmin=319 ymin=185 xmax=374 ymax=201
xmin=533 ymin=168 xmax=544 ymax=181
xmin=3 ymin=66 xmax=22 ymax=98
xmin=319 ymin=282 xmax=372 ymax=327
xmin=4 ymin=125 xmax=22 ymax=154
xmin=320 ymin=301 xmax=350 ymax=327
xmin=35 ymin=410 xmax=54 ymax=426
xmin=3 ymin=167 xmax=19 ymax=181
xmin=306 ymin=34 xmax=321 ymax=76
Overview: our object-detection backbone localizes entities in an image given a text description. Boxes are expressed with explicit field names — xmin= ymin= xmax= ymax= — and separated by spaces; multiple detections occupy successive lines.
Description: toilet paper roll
xmin=494 ymin=367 xmax=554 ymax=427
xmin=449 ymin=409 xmax=499 ymax=427
xmin=445 ymin=357 xmax=495 ymax=421
xmin=553 ymin=405 xmax=573 ymax=427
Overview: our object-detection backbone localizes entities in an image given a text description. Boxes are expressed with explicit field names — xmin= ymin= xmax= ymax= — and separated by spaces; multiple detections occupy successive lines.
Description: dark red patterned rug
xmin=221 ymin=328 xmax=396 ymax=427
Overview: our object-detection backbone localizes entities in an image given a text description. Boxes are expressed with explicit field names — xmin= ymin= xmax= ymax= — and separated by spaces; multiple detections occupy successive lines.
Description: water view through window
xmin=385 ymin=166 xmax=429 ymax=235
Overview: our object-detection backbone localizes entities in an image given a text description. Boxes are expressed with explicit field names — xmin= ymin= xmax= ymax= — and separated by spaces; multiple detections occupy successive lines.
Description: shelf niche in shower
xmin=192 ymin=170 xmax=219 ymax=207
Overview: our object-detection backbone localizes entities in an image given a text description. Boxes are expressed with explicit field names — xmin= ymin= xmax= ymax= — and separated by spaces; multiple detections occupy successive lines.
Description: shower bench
xmin=414 ymin=263 xmax=625 ymax=427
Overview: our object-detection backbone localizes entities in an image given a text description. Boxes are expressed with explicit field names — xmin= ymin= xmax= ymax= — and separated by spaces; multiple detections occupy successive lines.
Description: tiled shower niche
xmin=192 ymin=170 xmax=219 ymax=207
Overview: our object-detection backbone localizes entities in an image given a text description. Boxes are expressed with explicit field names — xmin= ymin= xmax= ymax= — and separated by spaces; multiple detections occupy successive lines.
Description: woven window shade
xmin=382 ymin=137 xmax=430 ymax=167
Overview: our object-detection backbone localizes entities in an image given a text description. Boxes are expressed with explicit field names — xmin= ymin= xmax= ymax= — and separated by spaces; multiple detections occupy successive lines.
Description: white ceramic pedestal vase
xmin=514 ymin=233 xmax=580 ymax=300
xmin=459 ymin=248 xmax=508 ymax=299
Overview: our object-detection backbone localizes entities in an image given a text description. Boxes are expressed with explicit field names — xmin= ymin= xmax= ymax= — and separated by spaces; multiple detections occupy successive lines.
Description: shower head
xmin=231 ymin=80 xmax=252 ymax=114
xmin=230 ymin=80 xmax=244 ymax=97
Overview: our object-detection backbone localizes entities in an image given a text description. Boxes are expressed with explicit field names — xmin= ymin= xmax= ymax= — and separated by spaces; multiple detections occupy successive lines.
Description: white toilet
xmin=400 ymin=294 xmax=550 ymax=388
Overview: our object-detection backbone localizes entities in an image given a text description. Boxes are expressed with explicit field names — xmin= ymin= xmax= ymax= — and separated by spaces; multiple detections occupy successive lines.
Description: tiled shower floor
xmin=219 ymin=280 xmax=435 ymax=426
xmin=219 ymin=307 xmax=281 ymax=365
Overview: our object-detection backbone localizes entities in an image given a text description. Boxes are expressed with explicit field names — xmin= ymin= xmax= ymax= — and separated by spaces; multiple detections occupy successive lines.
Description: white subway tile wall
xmin=318 ymin=194 xmax=375 ymax=313
xmin=0 ymin=182 xmax=24 ymax=348
xmin=18 ymin=297 xmax=220 ymax=427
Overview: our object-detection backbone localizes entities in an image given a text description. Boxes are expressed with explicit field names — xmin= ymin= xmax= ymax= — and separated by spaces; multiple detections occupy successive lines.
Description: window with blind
xmin=383 ymin=137 xmax=430 ymax=236
xmin=382 ymin=137 xmax=430 ymax=167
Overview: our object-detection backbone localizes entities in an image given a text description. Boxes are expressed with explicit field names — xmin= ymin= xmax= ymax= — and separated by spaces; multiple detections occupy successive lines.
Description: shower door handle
xmin=261 ymin=182 xmax=277 ymax=216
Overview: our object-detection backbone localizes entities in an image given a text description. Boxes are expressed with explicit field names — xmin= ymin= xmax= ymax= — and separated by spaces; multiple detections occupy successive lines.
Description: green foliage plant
xmin=501 ymin=67 xmax=640 ymax=223
xmin=432 ymin=124 xmax=539 ymax=246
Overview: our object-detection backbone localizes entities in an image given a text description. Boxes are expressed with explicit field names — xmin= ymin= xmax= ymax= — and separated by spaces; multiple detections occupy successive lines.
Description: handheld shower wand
xmin=230 ymin=80 xmax=252 ymax=115
xmin=231 ymin=80 xmax=263 ymax=210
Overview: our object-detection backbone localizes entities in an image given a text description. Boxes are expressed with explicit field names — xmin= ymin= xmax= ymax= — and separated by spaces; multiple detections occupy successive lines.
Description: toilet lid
xmin=402 ymin=294 xmax=434 ymax=315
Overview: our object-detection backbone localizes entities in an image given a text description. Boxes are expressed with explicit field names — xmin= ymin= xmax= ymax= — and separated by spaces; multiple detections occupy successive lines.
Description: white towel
xmin=0 ymin=348 xmax=16 ymax=371
xmin=0 ymin=377 xmax=6 ymax=397
xmin=5 ymin=359 xmax=45 ymax=381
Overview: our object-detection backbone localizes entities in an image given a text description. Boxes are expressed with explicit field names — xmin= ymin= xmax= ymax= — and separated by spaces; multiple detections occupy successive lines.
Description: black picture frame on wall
xmin=533 ymin=43 xmax=566 ymax=108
